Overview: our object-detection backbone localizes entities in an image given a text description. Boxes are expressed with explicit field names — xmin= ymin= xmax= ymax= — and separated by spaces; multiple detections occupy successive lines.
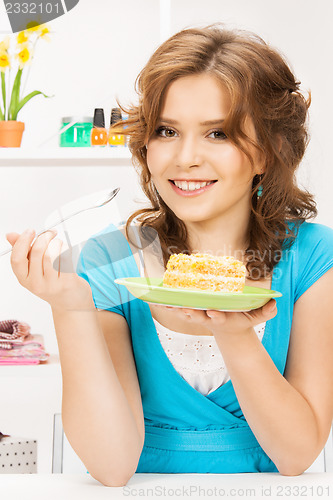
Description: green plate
xmin=114 ymin=277 xmax=282 ymax=312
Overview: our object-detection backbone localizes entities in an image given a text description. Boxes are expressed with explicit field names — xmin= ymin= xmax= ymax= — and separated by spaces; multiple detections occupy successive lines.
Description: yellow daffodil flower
xmin=0 ymin=51 xmax=10 ymax=72
xmin=15 ymin=43 xmax=33 ymax=69
xmin=39 ymin=25 xmax=51 ymax=41
xmin=0 ymin=36 xmax=10 ymax=53
xmin=17 ymin=31 xmax=29 ymax=45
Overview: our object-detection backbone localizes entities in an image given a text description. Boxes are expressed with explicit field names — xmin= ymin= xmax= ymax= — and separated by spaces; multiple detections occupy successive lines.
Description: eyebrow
xmin=158 ymin=118 xmax=225 ymax=126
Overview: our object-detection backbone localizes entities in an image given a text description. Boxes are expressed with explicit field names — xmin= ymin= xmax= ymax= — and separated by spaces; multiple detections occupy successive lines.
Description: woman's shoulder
xmin=286 ymin=221 xmax=333 ymax=283
xmin=294 ymin=220 xmax=333 ymax=249
xmin=78 ymin=220 xmax=134 ymax=266
xmin=290 ymin=221 xmax=333 ymax=302
xmin=86 ymin=220 xmax=133 ymax=245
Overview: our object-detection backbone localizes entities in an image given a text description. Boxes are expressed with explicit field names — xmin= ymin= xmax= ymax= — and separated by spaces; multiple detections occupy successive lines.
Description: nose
xmin=175 ymin=135 xmax=202 ymax=169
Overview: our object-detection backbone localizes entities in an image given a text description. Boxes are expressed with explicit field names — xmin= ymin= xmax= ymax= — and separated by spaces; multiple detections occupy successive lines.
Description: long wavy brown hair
xmin=112 ymin=24 xmax=317 ymax=280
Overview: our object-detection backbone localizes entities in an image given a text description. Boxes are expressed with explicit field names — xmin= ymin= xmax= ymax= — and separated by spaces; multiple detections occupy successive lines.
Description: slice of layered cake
xmin=162 ymin=253 xmax=246 ymax=293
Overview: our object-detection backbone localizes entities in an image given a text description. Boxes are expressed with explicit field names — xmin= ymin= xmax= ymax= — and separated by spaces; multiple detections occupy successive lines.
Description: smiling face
xmin=146 ymin=73 xmax=263 ymax=228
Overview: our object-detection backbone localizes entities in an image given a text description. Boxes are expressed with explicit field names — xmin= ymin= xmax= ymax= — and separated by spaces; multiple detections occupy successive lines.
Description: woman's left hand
xmin=156 ymin=299 xmax=278 ymax=336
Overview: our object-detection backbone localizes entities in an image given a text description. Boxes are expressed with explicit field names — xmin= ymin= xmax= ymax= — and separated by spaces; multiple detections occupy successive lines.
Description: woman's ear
xmin=254 ymin=151 xmax=266 ymax=177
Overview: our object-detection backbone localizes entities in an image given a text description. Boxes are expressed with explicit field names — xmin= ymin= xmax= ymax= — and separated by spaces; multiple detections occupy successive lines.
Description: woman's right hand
xmin=6 ymin=229 xmax=95 ymax=312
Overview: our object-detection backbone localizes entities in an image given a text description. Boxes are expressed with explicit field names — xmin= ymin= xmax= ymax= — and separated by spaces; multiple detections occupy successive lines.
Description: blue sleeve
xmin=76 ymin=224 xmax=131 ymax=317
xmin=294 ymin=222 xmax=333 ymax=302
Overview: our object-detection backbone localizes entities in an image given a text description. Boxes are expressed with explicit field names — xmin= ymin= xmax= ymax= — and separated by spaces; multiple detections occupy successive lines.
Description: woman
xmin=6 ymin=25 xmax=333 ymax=484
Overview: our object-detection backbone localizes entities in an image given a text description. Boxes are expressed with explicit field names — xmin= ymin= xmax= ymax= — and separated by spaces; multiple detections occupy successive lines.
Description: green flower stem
xmin=6 ymin=67 xmax=10 ymax=120
xmin=0 ymin=103 xmax=4 ymax=120
xmin=1 ymin=72 xmax=6 ymax=120
xmin=8 ymin=68 xmax=22 ymax=121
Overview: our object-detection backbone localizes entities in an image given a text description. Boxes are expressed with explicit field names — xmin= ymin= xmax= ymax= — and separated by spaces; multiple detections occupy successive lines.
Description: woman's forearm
xmin=51 ymin=307 xmax=143 ymax=486
xmin=214 ymin=328 xmax=320 ymax=475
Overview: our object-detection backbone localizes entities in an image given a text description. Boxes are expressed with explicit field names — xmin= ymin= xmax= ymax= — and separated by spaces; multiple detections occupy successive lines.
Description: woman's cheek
xmin=148 ymin=137 xmax=174 ymax=157
xmin=146 ymin=141 xmax=160 ymax=169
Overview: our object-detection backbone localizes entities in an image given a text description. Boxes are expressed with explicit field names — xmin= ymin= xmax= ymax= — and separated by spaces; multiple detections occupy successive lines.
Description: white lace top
xmin=133 ymin=223 xmax=266 ymax=396
xmin=153 ymin=318 xmax=266 ymax=395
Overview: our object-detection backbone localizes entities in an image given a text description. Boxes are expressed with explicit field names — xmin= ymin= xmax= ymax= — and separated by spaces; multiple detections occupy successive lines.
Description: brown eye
xmin=156 ymin=126 xmax=177 ymax=138
xmin=208 ymin=129 xmax=227 ymax=140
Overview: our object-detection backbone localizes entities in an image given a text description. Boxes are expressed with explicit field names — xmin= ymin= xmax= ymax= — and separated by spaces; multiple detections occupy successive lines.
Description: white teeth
xmin=173 ymin=180 xmax=214 ymax=191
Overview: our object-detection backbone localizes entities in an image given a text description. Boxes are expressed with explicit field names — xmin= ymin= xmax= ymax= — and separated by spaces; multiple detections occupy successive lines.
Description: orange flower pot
xmin=0 ymin=121 xmax=25 ymax=147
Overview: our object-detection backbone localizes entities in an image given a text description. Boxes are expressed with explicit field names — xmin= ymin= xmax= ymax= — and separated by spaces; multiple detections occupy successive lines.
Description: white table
xmin=1 ymin=473 xmax=332 ymax=500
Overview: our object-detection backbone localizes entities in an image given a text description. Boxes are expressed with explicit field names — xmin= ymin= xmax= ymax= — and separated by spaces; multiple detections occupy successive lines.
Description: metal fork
xmin=0 ymin=187 xmax=120 ymax=258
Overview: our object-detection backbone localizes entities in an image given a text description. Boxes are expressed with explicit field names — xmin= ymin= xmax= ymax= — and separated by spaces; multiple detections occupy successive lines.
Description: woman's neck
xmin=185 ymin=214 xmax=250 ymax=261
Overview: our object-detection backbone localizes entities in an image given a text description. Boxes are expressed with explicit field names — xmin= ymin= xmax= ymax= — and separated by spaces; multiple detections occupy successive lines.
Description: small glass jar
xmin=60 ymin=116 xmax=93 ymax=147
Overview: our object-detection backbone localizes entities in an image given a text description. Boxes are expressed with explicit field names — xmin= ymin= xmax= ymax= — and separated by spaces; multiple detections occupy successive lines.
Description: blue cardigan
xmin=76 ymin=220 xmax=333 ymax=473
